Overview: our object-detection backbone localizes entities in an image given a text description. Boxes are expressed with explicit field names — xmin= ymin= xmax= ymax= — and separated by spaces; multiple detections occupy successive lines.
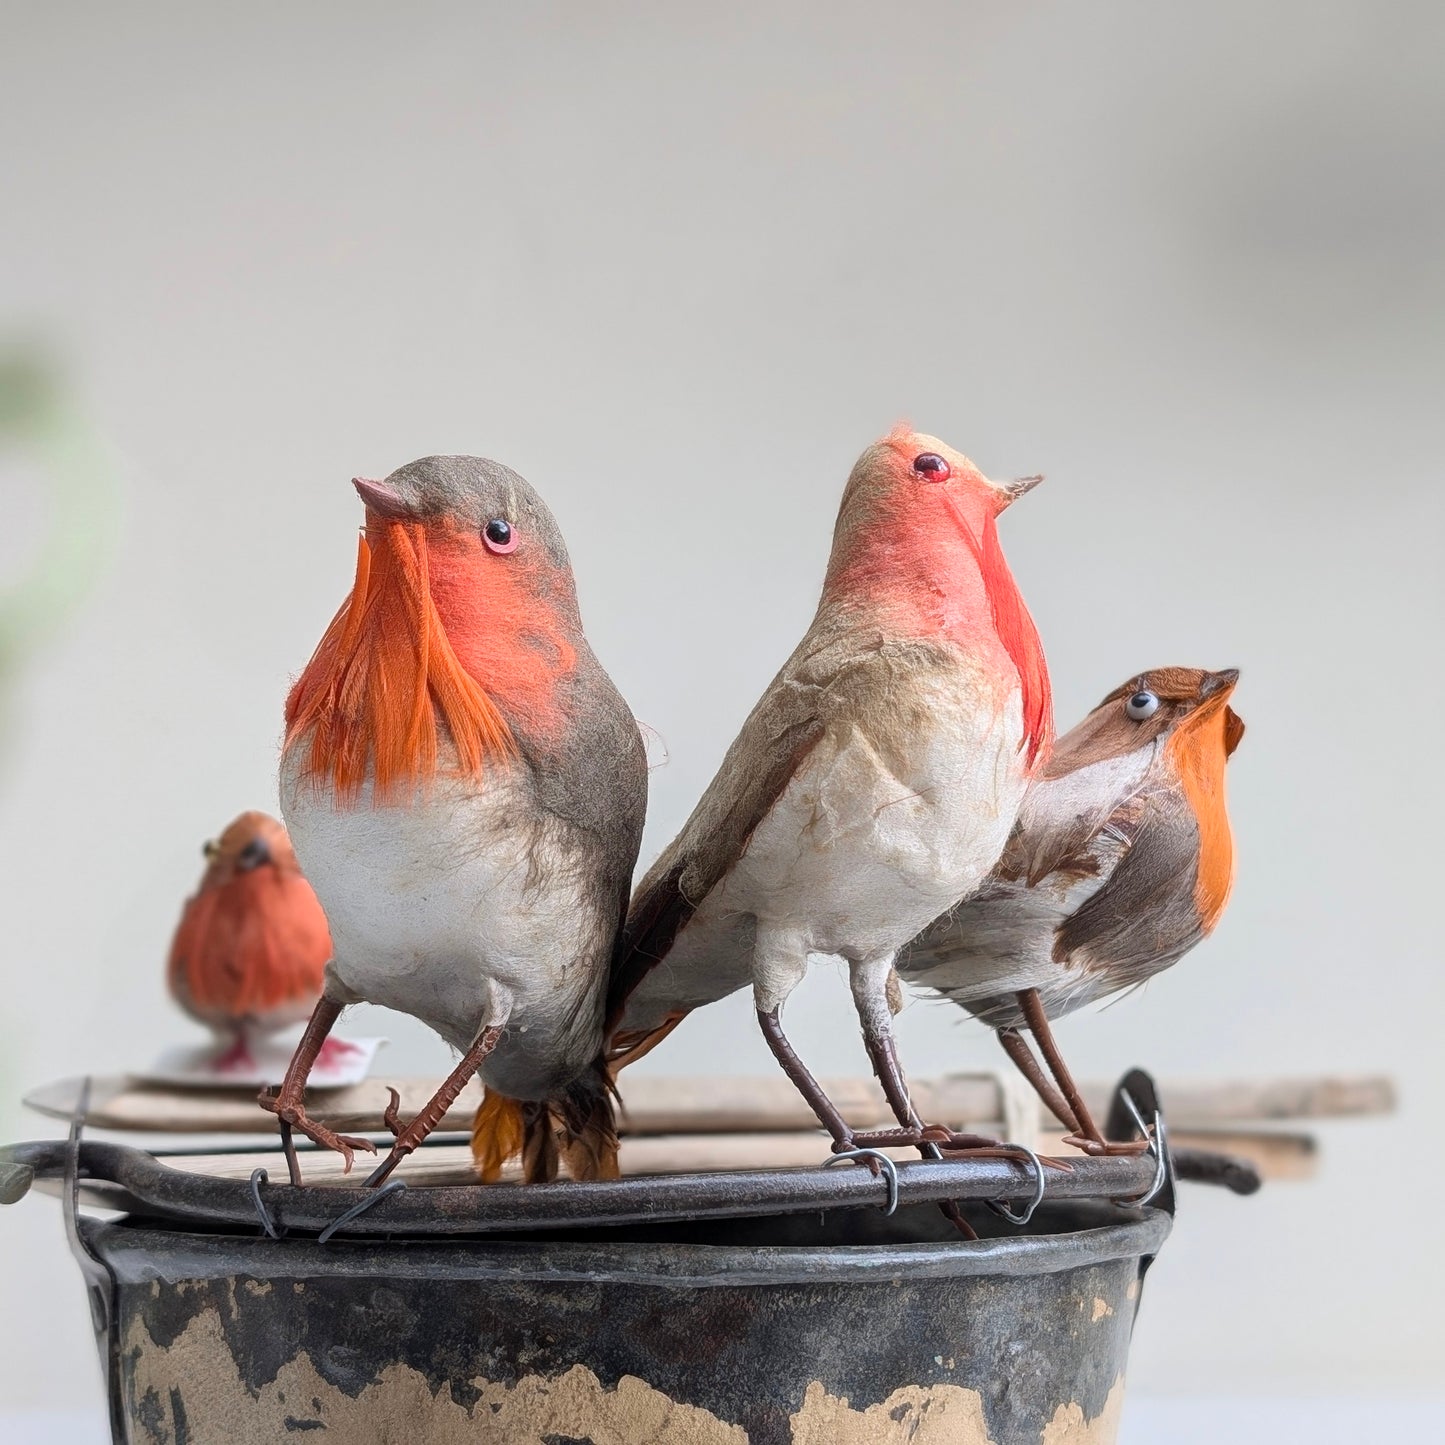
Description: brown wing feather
xmin=605 ymin=713 xmax=824 ymax=1026
xmin=1052 ymin=791 xmax=1204 ymax=985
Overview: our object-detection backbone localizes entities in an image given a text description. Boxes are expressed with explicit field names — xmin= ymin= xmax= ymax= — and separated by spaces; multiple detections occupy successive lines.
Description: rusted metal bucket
xmin=2 ymin=1072 xmax=1256 ymax=1445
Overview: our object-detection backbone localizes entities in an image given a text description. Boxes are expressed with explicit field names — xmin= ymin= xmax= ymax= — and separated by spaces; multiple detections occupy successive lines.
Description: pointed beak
xmin=999 ymin=473 xmax=1044 ymax=506
xmin=1190 ymin=669 xmax=1245 ymax=755
xmin=352 ymin=476 xmax=414 ymax=520
xmin=1200 ymin=667 xmax=1240 ymax=699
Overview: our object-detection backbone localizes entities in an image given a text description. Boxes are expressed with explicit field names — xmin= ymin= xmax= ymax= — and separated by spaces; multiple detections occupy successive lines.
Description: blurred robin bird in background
xmin=898 ymin=666 xmax=1244 ymax=1153
xmin=264 ymin=456 xmax=647 ymax=1187
xmin=167 ymin=811 xmax=346 ymax=1074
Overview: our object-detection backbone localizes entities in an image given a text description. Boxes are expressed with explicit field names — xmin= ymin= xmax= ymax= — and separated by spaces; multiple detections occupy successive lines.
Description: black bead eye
xmin=483 ymin=518 xmax=517 ymax=554
xmin=1126 ymin=690 xmax=1160 ymax=721
xmin=912 ymin=452 xmax=951 ymax=481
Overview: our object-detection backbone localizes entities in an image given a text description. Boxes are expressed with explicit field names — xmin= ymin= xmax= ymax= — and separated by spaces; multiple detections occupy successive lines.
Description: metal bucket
xmin=93 ymin=1200 xmax=1168 ymax=1445
xmin=4 ymin=1072 xmax=1255 ymax=1445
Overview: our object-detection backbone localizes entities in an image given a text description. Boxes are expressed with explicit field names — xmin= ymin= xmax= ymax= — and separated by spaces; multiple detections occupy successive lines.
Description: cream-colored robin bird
xmin=168 ymin=811 xmax=344 ymax=1074
xmin=262 ymin=456 xmax=648 ymax=1187
xmin=607 ymin=427 xmax=1052 ymax=1163
xmin=898 ymin=666 xmax=1244 ymax=1153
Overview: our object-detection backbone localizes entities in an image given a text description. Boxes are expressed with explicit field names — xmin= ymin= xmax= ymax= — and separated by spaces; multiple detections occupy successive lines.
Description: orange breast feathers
xmin=824 ymin=482 xmax=1052 ymax=770
xmin=969 ymin=509 xmax=1052 ymax=770
xmin=168 ymin=865 xmax=332 ymax=1018
xmin=284 ymin=519 xmax=579 ymax=803
xmin=1166 ymin=701 xmax=1237 ymax=929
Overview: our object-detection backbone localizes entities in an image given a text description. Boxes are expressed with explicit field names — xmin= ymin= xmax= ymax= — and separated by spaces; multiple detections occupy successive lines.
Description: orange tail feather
xmin=471 ymin=1065 xmax=620 ymax=1185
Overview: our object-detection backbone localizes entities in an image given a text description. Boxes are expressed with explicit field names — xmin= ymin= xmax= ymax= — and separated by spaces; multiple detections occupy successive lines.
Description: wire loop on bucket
xmin=1110 ymin=1090 xmax=1169 ymax=1208
xmin=248 ymin=1168 xmax=282 ymax=1239
xmin=987 ymin=1144 xmax=1047 ymax=1227
xmin=823 ymin=1148 xmax=900 ymax=1216
xmin=317 ymin=1179 xmax=408 ymax=1244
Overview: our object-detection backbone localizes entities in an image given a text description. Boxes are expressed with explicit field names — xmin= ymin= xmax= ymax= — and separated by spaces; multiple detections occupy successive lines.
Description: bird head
xmin=286 ymin=457 xmax=586 ymax=802
xmin=199 ymin=811 xmax=298 ymax=886
xmin=822 ymin=425 xmax=1052 ymax=768
xmin=1044 ymin=667 xmax=1244 ymax=779
xmin=350 ymin=456 xmax=576 ymax=595
xmin=830 ymin=426 xmax=1041 ymax=552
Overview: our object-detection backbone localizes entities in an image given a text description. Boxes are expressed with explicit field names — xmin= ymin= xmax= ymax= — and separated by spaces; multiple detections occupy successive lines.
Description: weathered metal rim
xmin=89 ymin=1209 xmax=1172 ymax=1288
xmin=5 ymin=1139 xmax=1182 ymax=1238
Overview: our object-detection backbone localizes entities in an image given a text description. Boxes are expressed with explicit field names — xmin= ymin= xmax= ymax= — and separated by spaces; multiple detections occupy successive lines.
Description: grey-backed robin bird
xmin=898 ymin=666 xmax=1244 ymax=1154
xmin=264 ymin=456 xmax=648 ymax=1187
xmin=168 ymin=811 xmax=344 ymax=1074
xmin=607 ymin=427 xmax=1053 ymax=1178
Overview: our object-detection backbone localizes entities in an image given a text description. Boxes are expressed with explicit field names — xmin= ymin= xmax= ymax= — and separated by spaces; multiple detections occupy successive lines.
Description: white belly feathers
xmin=623 ymin=670 xmax=1030 ymax=1026
xmin=280 ymin=755 xmax=602 ymax=1094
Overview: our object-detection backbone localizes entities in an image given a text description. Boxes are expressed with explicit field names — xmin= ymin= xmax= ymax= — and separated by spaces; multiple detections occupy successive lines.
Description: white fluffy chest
xmin=279 ymin=759 xmax=598 ymax=1061
xmin=720 ymin=679 xmax=1029 ymax=959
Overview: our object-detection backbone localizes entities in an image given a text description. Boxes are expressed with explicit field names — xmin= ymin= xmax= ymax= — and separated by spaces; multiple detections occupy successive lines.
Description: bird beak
xmin=1200 ymin=668 xmax=1240 ymax=699
xmin=352 ymin=476 xmax=415 ymax=520
xmin=999 ymin=474 xmax=1044 ymax=506
xmin=1192 ymin=669 xmax=1245 ymax=755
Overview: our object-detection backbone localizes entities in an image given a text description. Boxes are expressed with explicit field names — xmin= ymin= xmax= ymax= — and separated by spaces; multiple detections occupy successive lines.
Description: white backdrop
xmin=1 ymin=1 xmax=1441 ymax=1421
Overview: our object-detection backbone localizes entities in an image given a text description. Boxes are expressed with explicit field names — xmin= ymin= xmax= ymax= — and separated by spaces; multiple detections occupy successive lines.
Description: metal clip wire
xmin=317 ymin=1180 xmax=408 ymax=1244
xmin=1110 ymin=1090 xmax=1169 ymax=1208
xmin=987 ymin=1144 xmax=1047 ymax=1227
xmin=248 ymin=1169 xmax=282 ymax=1239
xmin=823 ymin=1148 xmax=900 ymax=1216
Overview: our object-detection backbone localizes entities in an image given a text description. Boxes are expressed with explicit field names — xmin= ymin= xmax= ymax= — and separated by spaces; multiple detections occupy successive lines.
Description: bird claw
xmin=257 ymin=1089 xmax=377 ymax=1174
xmin=382 ymin=1087 xmax=404 ymax=1140
xmin=1062 ymin=1132 xmax=1152 ymax=1158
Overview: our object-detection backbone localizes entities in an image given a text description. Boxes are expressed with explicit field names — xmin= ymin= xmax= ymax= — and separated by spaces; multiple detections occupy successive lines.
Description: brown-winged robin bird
xmin=263 ymin=456 xmax=648 ymax=1187
xmin=607 ymin=427 xmax=1052 ymax=1165
xmin=897 ymin=666 xmax=1244 ymax=1153
xmin=168 ymin=811 xmax=342 ymax=1074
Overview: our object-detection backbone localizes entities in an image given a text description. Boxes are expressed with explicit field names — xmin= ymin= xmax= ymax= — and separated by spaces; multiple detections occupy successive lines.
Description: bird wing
xmin=604 ymin=677 xmax=826 ymax=1025
xmin=1051 ymin=787 xmax=1204 ymax=985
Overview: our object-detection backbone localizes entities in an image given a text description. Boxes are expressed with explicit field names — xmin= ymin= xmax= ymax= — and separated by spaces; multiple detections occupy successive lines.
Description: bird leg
xmin=258 ymin=997 xmax=377 ymax=1185
xmin=211 ymin=1033 xmax=257 ymax=1075
xmin=756 ymin=1007 xmax=856 ymax=1150
xmin=849 ymin=958 xmax=983 ymax=1240
xmin=1015 ymin=988 xmax=1150 ymax=1156
xmin=847 ymin=961 xmax=1016 ymax=1155
xmin=997 ymin=1026 xmax=1080 ymax=1133
xmin=851 ymin=959 xmax=928 ymax=1136
xmin=315 ymin=1035 xmax=366 ymax=1068
xmin=364 ymin=1018 xmax=508 ymax=1188
xmin=753 ymin=940 xmax=863 ymax=1150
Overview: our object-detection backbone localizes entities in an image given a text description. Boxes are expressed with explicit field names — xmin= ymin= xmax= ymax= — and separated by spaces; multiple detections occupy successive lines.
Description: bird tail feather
xmin=470 ymin=1061 xmax=619 ymax=1184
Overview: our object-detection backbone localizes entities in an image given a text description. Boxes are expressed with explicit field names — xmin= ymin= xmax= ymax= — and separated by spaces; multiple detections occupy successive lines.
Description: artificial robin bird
xmin=263 ymin=455 xmax=648 ymax=1187
xmin=608 ymin=426 xmax=1052 ymax=1165
xmin=168 ymin=811 xmax=345 ymax=1074
xmin=897 ymin=666 xmax=1245 ymax=1154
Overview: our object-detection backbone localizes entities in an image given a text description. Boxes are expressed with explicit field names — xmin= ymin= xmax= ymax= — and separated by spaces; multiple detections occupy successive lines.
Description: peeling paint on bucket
xmin=92 ymin=1201 xmax=1167 ymax=1445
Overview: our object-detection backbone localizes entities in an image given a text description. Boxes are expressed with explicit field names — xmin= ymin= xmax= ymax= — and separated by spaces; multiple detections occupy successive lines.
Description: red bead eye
xmin=483 ymin=519 xmax=518 ymax=554
xmin=912 ymin=452 xmax=950 ymax=481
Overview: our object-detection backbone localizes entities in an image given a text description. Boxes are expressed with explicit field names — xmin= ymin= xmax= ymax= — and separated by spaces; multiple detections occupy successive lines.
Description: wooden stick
xmin=23 ymin=1071 xmax=1396 ymax=1137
